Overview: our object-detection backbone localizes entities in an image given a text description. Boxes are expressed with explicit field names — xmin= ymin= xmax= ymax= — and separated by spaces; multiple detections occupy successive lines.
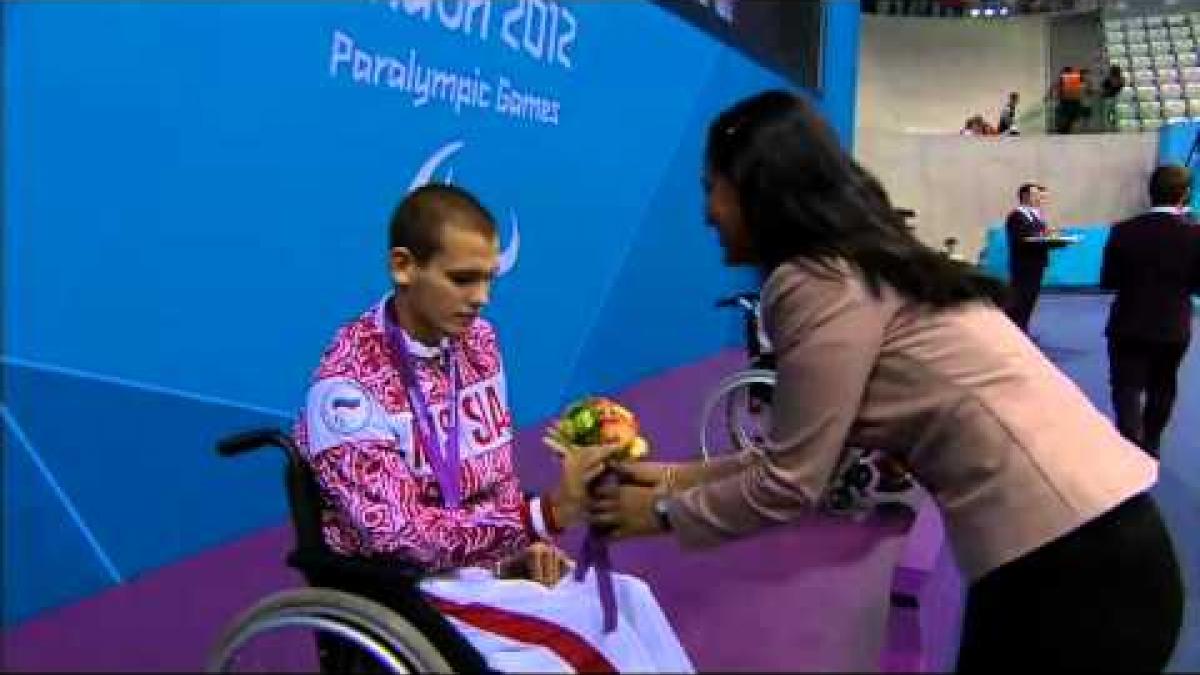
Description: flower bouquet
xmin=553 ymin=396 xmax=648 ymax=461
xmin=552 ymin=396 xmax=648 ymax=632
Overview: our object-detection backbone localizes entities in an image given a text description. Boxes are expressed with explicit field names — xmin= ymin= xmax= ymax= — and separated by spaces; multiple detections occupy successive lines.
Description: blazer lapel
xmin=1030 ymin=212 xmax=1046 ymax=234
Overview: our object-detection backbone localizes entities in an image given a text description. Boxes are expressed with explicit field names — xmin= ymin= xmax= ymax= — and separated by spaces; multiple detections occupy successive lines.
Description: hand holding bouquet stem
xmin=543 ymin=396 xmax=649 ymax=633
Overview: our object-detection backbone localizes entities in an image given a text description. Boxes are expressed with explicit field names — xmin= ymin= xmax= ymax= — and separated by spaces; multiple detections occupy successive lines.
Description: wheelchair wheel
xmin=698 ymin=368 xmax=776 ymax=461
xmin=206 ymin=587 xmax=456 ymax=674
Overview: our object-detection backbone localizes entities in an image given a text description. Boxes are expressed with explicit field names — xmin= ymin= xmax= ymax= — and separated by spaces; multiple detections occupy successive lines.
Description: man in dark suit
xmin=1101 ymin=164 xmax=1200 ymax=457
xmin=1004 ymin=182 xmax=1053 ymax=332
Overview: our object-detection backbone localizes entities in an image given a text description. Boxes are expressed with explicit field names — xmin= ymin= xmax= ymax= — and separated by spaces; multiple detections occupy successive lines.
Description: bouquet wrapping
xmin=553 ymin=396 xmax=648 ymax=633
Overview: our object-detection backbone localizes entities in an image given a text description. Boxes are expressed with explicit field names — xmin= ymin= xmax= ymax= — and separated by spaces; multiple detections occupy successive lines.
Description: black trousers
xmin=956 ymin=492 xmax=1183 ymax=672
xmin=1005 ymin=264 xmax=1045 ymax=332
xmin=1056 ymin=99 xmax=1083 ymax=134
xmin=1108 ymin=337 xmax=1189 ymax=457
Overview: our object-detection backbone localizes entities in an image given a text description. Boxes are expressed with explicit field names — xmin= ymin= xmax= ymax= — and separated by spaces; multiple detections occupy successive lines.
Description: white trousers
xmin=420 ymin=567 xmax=695 ymax=673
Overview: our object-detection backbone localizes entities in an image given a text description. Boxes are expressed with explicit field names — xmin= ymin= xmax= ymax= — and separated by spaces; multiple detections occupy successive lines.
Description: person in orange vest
xmin=1053 ymin=66 xmax=1085 ymax=134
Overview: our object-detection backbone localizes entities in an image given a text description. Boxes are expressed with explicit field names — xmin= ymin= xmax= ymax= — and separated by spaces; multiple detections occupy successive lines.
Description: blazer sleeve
xmin=667 ymin=263 xmax=892 ymax=547
xmin=1004 ymin=211 xmax=1022 ymax=244
xmin=1190 ymin=226 xmax=1200 ymax=295
xmin=1006 ymin=210 xmax=1042 ymax=252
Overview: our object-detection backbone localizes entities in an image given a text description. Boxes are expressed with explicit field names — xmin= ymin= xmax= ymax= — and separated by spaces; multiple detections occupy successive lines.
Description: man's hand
xmin=542 ymin=429 xmax=627 ymax=528
xmin=494 ymin=542 xmax=573 ymax=587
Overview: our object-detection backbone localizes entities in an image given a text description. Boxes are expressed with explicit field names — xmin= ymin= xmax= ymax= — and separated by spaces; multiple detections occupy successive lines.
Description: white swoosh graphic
xmin=407 ymin=140 xmax=519 ymax=274
xmin=408 ymin=140 xmax=465 ymax=192
xmin=498 ymin=210 xmax=520 ymax=276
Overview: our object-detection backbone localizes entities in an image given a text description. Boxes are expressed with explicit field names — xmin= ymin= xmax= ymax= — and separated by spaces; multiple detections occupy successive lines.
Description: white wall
xmin=856 ymin=130 xmax=1161 ymax=259
xmin=857 ymin=14 xmax=1050 ymax=135
xmin=856 ymin=13 xmax=1160 ymax=260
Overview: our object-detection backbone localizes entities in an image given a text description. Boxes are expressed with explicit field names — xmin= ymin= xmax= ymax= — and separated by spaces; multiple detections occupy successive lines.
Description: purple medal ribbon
xmin=384 ymin=307 xmax=617 ymax=629
xmin=574 ymin=469 xmax=620 ymax=633
xmin=385 ymin=321 xmax=462 ymax=508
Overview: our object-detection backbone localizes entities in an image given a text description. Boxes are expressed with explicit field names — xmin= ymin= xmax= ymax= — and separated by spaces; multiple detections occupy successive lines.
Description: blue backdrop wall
xmin=2 ymin=1 xmax=860 ymax=625
xmin=1159 ymin=120 xmax=1200 ymax=210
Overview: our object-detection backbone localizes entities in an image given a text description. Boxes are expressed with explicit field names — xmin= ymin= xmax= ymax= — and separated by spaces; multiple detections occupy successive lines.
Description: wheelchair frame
xmin=703 ymin=293 xmax=777 ymax=459
xmin=206 ymin=429 xmax=492 ymax=674
xmin=703 ymin=293 xmax=919 ymax=517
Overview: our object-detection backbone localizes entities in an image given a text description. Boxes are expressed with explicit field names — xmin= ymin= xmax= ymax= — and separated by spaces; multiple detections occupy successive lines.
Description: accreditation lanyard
xmin=386 ymin=323 xmax=463 ymax=508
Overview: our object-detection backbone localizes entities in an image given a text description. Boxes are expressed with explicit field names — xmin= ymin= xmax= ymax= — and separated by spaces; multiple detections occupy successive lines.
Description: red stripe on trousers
xmin=426 ymin=594 xmax=618 ymax=673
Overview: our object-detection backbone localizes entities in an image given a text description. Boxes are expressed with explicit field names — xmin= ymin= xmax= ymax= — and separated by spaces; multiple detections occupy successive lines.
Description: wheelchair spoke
xmin=207 ymin=588 xmax=454 ymax=674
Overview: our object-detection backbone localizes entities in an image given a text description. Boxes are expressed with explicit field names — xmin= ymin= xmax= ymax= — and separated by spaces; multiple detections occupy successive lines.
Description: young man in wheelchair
xmin=296 ymin=183 xmax=693 ymax=673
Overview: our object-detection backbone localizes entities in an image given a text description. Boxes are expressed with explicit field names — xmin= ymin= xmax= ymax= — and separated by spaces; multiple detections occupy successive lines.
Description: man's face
xmin=391 ymin=217 xmax=499 ymax=341
xmin=1027 ymin=187 xmax=1048 ymax=208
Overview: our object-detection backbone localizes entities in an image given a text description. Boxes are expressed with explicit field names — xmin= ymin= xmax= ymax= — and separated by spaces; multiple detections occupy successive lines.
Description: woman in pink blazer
xmin=585 ymin=90 xmax=1183 ymax=671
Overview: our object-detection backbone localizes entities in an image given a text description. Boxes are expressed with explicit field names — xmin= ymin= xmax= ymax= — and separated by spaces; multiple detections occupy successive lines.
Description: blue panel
xmin=1157 ymin=121 xmax=1200 ymax=210
xmin=2 ymin=0 xmax=859 ymax=617
xmin=3 ymin=421 xmax=114 ymax=626
xmin=4 ymin=2 xmax=858 ymax=426
xmin=821 ymin=0 xmax=861 ymax=148
xmin=4 ymin=365 xmax=287 ymax=595
xmin=3 ymin=2 xmax=827 ymax=425
xmin=981 ymin=224 xmax=1112 ymax=288
xmin=564 ymin=48 xmax=775 ymax=399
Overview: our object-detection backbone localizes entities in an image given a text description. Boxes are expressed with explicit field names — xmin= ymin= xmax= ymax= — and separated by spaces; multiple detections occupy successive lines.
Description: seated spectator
xmin=997 ymin=92 xmax=1021 ymax=135
xmin=1051 ymin=66 xmax=1085 ymax=134
xmin=962 ymin=114 xmax=997 ymax=136
xmin=1100 ymin=65 xmax=1126 ymax=132
xmin=943 ymin=236 xmax=968 ymax=262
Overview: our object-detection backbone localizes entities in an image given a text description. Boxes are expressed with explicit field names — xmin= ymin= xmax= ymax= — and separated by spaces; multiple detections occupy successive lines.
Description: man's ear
xmin=389 ymin=247 xmax=417 ymax=287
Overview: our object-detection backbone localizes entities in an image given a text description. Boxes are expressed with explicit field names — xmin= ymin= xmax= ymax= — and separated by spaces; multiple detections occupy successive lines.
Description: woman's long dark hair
xmin=707 ymin=90 xmax=1008 ymax=309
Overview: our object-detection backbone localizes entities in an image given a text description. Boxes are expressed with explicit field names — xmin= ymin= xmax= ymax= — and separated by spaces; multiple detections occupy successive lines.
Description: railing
xmin=865 ymin=0 xmax=1104 ymax=17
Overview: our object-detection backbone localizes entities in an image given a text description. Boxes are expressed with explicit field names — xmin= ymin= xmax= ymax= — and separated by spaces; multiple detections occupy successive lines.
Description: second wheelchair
xmin=698 ymin=292 xmax=920 ymax=518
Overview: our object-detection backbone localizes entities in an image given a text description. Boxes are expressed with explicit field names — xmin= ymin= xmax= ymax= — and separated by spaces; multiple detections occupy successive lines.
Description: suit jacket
xmin=1101 ymin=211 xmax=1200 ymax=343
xmin=667 ymin=258 xmax=1156 ymax=582
xmin=1005 ymin=208 xmax=1049 ymax=276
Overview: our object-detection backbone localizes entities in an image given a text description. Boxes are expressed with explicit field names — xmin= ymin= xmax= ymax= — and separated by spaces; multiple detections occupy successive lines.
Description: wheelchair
xmin=206 ymin=429 xmax=494 ymax=674
xmin=699 ymin=293 xmax=921 ymax=518
xmin=700 ymin=293 xmax=776 ymax=460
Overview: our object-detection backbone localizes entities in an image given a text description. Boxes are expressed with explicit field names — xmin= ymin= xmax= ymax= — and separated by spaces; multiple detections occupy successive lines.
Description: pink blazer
xmin=668 ymin=258 xmax=1156 ymax=581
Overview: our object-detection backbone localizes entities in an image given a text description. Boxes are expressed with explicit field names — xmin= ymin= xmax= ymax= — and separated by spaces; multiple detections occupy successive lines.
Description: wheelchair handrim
xmin=698 ymin=368 xmax=776 ymax=461
xmin=207 ymin=611 xmax=412 ymax=673
xmin=205 ymin=588 xmax=455 ymax=674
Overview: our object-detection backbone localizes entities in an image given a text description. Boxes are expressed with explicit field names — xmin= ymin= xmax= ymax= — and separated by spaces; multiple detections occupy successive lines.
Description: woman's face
xmin=704 ymin=168 xmax=755 ymax=265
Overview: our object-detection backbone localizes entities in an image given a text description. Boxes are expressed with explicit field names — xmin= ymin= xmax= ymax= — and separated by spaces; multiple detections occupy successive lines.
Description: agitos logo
xmin=408 ymin=140 xmax=521 ymax=276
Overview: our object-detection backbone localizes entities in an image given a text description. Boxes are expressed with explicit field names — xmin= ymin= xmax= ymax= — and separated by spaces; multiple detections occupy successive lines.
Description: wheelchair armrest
xmin=287 ymin=547 xmax=427 ymax=589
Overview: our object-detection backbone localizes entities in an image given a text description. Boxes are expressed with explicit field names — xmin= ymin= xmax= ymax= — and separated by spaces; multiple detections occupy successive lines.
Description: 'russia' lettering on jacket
xmin=294 ymin=297 xmax=536 ymax=571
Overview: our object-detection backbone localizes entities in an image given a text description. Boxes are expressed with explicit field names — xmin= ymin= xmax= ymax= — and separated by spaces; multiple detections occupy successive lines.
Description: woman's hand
xmin=494 ymin=541 xmax=573 ymax=587
xmin=587 ymin=478 xmax=668 ymax=540
xmin=542 ymin=429 xmax=626 ymax=529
